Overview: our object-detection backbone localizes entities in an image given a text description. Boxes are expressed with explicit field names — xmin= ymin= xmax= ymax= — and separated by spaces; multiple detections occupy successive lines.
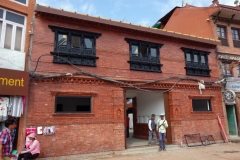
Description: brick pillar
xmin=169 ymin=91 xmax=182 ymax=145
xmin=112 ymin=88 xmax=125 ymax=151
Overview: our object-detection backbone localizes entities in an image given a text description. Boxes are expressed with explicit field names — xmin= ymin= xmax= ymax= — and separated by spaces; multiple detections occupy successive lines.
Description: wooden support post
xmin=228 ymin=14 xmax=235 ymax=26
xmin=214 ymin=11 xmax=221 ymax=24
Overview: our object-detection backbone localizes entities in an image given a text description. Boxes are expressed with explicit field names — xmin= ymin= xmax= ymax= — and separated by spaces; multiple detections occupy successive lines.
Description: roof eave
xmin=35 ymin=4 xmax=220 ymax=46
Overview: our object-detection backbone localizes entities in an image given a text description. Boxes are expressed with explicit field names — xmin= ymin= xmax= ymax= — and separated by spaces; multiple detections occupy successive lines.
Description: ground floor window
xmin=55 ymin=96 xmax=91 ymax=113
xmin=192 ymin=99 xmax=211 ymax=111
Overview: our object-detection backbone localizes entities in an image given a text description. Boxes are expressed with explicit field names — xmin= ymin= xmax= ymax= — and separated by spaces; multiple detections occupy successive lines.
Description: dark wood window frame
xmin=231 ymin=28 xmax=240 ymax=48
xmin=217 ymin=25 xmax=228 ymax=46
xmin=221 ymin=62 xmax=232 ymax=77
xmin=181 ymin=47 xmax=211 ymax=77
xmin=49 ymin=25 xmax=102 ymax=67
xmin=238 ymin=65 xmax=240 ymax=77
xmin=125 ymin=38 xmax=164 ymax=72
xmin=55 ymin=96 xmax=92 ymax=113
xmin=192 ymin=99 xmax=212 ymax=112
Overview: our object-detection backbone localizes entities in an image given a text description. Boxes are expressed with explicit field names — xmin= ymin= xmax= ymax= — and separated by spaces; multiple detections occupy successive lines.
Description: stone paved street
xmin=98 ymin=143 xmax=240 ymax=160
xmin=39 ymin=143 xmax=240 ymax=160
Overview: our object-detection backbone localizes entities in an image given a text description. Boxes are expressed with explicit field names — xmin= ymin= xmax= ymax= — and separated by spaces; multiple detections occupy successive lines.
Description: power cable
xmin=29 ymin=54 xmax=214 ymax=92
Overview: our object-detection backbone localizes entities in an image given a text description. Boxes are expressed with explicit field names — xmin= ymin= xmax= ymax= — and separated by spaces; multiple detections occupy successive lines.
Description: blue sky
xmin=36 ymin=0 xmax=235 ymax=26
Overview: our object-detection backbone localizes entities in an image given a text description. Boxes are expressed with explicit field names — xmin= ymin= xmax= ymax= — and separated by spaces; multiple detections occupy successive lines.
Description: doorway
xmin=226 ymin=105 xmax=238 ymax=135
xmin=125 ymin=90 xmax=171 ymax=148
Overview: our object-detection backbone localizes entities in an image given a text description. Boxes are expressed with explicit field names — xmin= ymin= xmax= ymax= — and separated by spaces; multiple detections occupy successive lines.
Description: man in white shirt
xmin=148 ymin=114 xmax=158 ymax=145
xmin=157 ymin=114 xmax=168 ymax=151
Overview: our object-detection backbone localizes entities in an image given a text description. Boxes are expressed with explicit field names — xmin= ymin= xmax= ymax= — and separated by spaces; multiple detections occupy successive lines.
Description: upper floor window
xmin=125 ymin=38 xmax=163 ymax=72
xmin=237 ymin=65 xmax=240 ymax=77
xmin=181 ymin=47 xmax=211 ymax=77
xmin=11 ymin=0 xmax=28 ymax=5
xmin=231 ymin=28 xmax=240 ymax=48
xmin=222 ymin=62 xmax=232 ymax=77
xmin=0 ymin=8 xmax=25 ymax=52
xmin=49 ymin=25 xmax=101 ymax=67
xmin=217 ymin=26 xmax=228 ymax=46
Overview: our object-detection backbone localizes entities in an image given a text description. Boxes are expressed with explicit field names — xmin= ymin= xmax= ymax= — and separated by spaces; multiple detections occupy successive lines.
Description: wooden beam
xmin=228 ymin=14 xmax=235 ymax=26
xmin=214 ymin=11 xmax=221 ymax=24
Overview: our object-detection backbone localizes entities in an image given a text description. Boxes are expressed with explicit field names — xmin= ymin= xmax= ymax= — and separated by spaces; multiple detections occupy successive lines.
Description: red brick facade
xmin=158 ymin=2 xmax=240 ymax=137
xmin=0 ymin=0 xmax=36 ymax=151
xmin=25 ymin=5 xmax=226 ymax=157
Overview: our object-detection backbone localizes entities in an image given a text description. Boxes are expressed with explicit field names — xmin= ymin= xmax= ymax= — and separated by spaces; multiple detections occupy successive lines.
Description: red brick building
xmin=154 ymin=0 xmax=240 ymax=138
xmin=27 ymin=4 xmax=225 ymax=158
xmin=0 ymin=0 xmax=35 ymax=151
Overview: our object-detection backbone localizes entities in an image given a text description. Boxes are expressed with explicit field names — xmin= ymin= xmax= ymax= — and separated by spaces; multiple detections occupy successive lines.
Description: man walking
xmin=0 ymin=119 xmax=15 ymax=160
xmin=148 ymin=114 xmax=158 ymax=145
xmin=157 ymin=114 xmax=168 ymax=151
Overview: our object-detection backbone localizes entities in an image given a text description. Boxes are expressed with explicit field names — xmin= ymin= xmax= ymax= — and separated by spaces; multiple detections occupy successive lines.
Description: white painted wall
xmin=126 ymin=91 xmax=165 ymax=124
xmin=0 ymin=48 xmax=25 ymax=71
xmin=137 ymin=92 xmax=164 ymax=114
xmin=128 ymin=113 xmax=133 ymax=129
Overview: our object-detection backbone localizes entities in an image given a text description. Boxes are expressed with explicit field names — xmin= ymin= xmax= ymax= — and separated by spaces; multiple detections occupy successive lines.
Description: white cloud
xmin=59 ymin=0 xmax=75 ymax=11
xmin=36 ymin=0 xmax=51 ymax=6
xmin=219 ymin=0 xmax=235 ymax=5
xmin=36 ymin=0 xmax=98 ymax=15
xmin=80 ymin=3 xmax=97 ymax=15
xmin=137 ymin=19 xmax=150 ymax=26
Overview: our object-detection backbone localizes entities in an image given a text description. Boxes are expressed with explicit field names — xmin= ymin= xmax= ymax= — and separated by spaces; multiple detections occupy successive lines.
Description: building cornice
xmin=32 ymin=77 xmax=221 ymax=91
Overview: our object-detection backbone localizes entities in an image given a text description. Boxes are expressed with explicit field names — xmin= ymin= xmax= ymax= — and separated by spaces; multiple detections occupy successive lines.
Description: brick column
xmin=112 ymin=88 xmax=125 ymax=151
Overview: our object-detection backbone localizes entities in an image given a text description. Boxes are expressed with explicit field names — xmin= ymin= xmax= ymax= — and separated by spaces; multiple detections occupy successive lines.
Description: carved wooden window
xmin=231 ymin=28 xmax=240 ymax=48
xmin=182 ymin=47 xmax=211 ymax=77
xmin=192 ymin=99 xmax=212 ymax=111
xmin=222 ymin=62 xmax=232 ymax=77
xmin=237 ymin=65 xmax=240 ymax=77
xmin=125 ymin=38 xmax=163 ymax=72
xmin=217 ymin=26 xmax=228 ymax=46
xmin=49 ymin=25 xmax=101 ymax=67
xmin=55 ymin=96 xmax=92 ymax=113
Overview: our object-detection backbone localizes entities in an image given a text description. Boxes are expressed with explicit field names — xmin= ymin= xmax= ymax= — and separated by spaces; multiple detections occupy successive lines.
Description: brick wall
xmin=0 ymin=0 xmax=36 ymax=151
xmin=169 ymin=89 xmax=225 ymax=144
xmin=133 ymin=88 xmax=225 ymax=144
xmin=213 ymin=21 xmax=240 ymax=55
xmin=213 ymin=20 xmax=240 ymax=135
xmin=27 ymin=82 xmax=125 ymax=157
xmin=25 ymin=12 xmax=226 ymax=157
xmin=30 ymin=17 xmax=220 ymax=82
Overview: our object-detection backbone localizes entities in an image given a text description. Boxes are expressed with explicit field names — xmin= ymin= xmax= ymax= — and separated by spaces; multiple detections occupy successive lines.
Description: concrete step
xmin=228 ymin=136 xmax=240 ymax=143
xmin=116 ymin=144 xmax=179 ymax=155
xmin=40 ymin=143 xmax=228 ymax=160
xmin=38 ymin=145 xmax=179 ymax=160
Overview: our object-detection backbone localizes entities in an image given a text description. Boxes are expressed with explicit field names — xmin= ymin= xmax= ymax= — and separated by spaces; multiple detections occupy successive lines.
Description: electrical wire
xmin=29 ymin=54 xmax=213 ymax=93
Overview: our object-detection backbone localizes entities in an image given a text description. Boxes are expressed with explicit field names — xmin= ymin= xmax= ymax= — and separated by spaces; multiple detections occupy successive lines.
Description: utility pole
xmin=182 ymin=0 xmax=184 ymax=7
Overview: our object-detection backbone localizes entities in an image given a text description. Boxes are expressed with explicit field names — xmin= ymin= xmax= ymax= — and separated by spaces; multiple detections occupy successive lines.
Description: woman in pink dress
xmin=18 ymin=133 xmax=40 ymax=160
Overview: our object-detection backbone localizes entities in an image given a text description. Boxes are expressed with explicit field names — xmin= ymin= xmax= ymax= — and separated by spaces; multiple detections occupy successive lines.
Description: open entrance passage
xmin=126 ymin=90 xmax=168 ymax=148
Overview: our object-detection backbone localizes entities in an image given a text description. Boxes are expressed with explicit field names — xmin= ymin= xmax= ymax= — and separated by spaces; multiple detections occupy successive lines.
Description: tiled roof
xmin=36 ymin=4 xmax=220 ymax=45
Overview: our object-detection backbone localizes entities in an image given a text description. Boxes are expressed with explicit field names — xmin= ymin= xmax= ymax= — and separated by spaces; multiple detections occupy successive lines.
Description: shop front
xmin=225 ymin=78 xmax=240 ymax=136
xmin=0 ymin=68 xmax=29 ymax=149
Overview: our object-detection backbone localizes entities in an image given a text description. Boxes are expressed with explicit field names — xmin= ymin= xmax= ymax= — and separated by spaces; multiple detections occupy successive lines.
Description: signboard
xmin=218 ymin=55 xmax=240 ymax=61
xmin=226 ymin=77 xmax=240 ymax=92
xmin=0 ymin=48 xmax=25 ymax=71
xmin=0 ymin=68 xmax=29 ymax=96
